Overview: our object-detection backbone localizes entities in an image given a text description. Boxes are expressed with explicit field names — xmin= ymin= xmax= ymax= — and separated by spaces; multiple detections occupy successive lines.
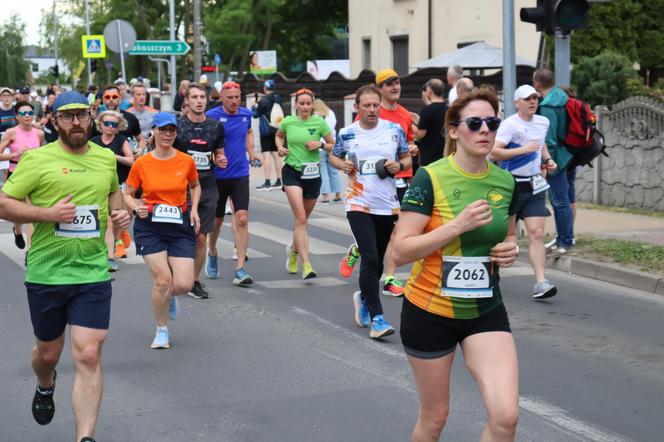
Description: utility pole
xmin=169 ymin=0 xmax=176 ymax=103
xmin=85 ymin=0 xmax=91 ymax=86
xmin=554 ymin=31 xmax=571 ymax=88
xmin=53 ymin=1 xmax=58 ymax=77
xmin=193 ymin=0 xmax=202 ymax=81
xmin=502 ymin=0 xmax=516 ymax=117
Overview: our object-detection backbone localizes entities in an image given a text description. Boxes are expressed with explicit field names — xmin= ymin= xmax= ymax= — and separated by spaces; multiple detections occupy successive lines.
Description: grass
xmin=577 ymin=202 xmax=664 ymax=219
xmin=573 ymin=235 xmax=664 ymax=274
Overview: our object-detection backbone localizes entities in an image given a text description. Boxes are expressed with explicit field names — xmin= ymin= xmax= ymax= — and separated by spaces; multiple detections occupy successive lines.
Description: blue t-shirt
xmin=206 ymin=106 xmax=252 ymax=179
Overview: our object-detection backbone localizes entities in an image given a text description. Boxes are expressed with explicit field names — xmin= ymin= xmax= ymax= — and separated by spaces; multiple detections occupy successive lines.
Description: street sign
xmin=128 ymin=41 xmax=191 ymax=56
xmin=82 ymin=35 xmax=106 ymax=58
xmin=214 ymin=53 xmax=221 ymax=65
xmin=103 ymin=20 xmax=137 ymax=53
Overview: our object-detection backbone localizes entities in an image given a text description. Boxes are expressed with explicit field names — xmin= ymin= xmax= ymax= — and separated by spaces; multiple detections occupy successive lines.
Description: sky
xmin=9 ymin=0 xmax=54 ymax=46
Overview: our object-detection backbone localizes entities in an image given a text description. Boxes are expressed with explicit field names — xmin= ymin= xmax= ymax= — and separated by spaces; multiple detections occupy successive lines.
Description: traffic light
xmin=520 ymin=0 xmax=589 ymax=35
xmin=91 ymin=60 xmax=98 ymax=73
xmin=49 ymin=64 xmax=59 ymax=78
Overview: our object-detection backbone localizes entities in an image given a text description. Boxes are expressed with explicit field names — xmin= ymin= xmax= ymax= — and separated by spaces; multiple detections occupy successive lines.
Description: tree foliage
xmin=0 ymin=15 xmax=30 ymax=87
xmin=571 ymin=51 xmax=637 ymax=107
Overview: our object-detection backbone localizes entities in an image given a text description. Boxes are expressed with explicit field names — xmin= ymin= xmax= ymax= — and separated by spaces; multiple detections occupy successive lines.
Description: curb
xmin=546 ymin=255 xmax=664 ymax=296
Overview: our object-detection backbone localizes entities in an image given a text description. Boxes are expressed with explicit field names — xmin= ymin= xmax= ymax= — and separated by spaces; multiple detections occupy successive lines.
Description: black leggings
xmin=346 ymin=211 xmax=398 ymax=319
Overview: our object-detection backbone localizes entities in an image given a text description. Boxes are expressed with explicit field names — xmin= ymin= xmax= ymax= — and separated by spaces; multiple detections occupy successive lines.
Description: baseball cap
xmin=152 ymin=112 xmax=177 ymax=128
xmin=375 ymin=69 xmax=399 ymax=86
xmin=199 ymin=74 xmax=209 ymax=84
xmin=264 ymin=79 xmax=275 ymax=90
xmin=514 ymin=84 xmax=540 ymax=101
xmin=0 ymin=87 xmax=13 ymax=95
xmin=18 ymin=86 xmax=30 ymax=95
xmin=114 ymin=78 xmax=126 ymax=85
xmin=52 ymin=91 xmax=89 ymax=112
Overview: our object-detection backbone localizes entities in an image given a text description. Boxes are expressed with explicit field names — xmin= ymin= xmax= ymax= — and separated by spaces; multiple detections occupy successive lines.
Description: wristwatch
xmin=542 ymin=157 xmax=553 ymax=165
xmin=132 ymin=208 xmax=139 ymax=216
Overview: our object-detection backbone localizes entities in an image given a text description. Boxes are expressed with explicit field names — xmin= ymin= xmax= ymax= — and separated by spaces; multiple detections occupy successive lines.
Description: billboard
xmin=249 ymin=50 xmax=277 ymax=74
xmin=306 ymin=60 xmax=350 ymax=80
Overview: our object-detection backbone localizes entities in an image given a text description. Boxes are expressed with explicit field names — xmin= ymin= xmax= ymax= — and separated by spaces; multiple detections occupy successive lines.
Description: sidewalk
xmin=251 ymin=168 xmax=664 ymax=294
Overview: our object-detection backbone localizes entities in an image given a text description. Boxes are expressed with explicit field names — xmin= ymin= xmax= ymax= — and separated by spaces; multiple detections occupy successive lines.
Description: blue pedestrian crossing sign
xmin=82 ymin=35 xmax=106 ymax=59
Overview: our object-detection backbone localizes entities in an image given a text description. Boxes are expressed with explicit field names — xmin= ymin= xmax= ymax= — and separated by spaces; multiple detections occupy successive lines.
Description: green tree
xmin=571 ymin=50 xmax=637 ymax=107
xmin=0 ymin=14 xmax=30 ymax=87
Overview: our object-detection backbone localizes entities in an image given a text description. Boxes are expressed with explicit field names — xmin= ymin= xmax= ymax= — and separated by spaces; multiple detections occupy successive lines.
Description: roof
xmin=415 ymin=42 xmax=535 ymax=69
xmin=24 ymin=45 xmax=55 ymax=59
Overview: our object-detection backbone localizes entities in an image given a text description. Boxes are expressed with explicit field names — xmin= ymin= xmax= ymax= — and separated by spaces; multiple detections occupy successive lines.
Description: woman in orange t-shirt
xmin=123 ymin=112 xmax=201 ymax=350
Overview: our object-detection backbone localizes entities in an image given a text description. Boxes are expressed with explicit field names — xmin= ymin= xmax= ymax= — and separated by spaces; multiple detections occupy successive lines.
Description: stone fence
xmin=575 ymin=96 xmax=664 ymax=212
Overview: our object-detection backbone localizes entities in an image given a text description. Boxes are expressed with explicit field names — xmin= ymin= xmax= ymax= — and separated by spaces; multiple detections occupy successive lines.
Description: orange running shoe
xmin=339 ymin=243 xmax=360 ymax=278
xmin=115 ymin=241 xmax=127 ymax=259
xmin=120 ymin=229 xmax=131 ymax=248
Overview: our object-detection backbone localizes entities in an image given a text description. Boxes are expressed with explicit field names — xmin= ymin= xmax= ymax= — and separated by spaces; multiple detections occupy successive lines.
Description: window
xmin=391 ymin=35 xmax=409 ymax=76
xmin=32 ymin=63 xmax=39 ymax=73
xmin=362 ymin=38 xmax=371 ymax=70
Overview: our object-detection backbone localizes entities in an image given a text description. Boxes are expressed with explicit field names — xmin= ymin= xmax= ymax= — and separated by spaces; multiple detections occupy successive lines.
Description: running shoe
xmin=339 ymin=244 xmax=360 ymax=278
xmin=233 ymin=268 xmax=254 ymax=286
xmin=544 ymin=238 xmax=557 ymax=251
xmin=108 ymin=258 xmax=119 ymax=272
xmin=120 ymin=229 xmax=132 ymax=248
xmin=13 ymin=227 xmax=25 ymax=250
xmin=205 ymin=253 xmax=219 ymax=279
xmin=332 ymin=197 xmax=343 ymax=204
xmin=383 ymin=277 xmax=405 ymax=297
xmin=286 ymin=244 xmax=299 ymax=274
xmin=352 ymin=291 xmax=370 ymax=328
xmin=114 ymin=241 xmax=127 ymax=258
xmin=32 ymin=370 xmax=56 ymax=425
xmin=533 ymin=279 xmax=558 ymax=300
xmin=151 ymin=328 xmax=170 ymax=349
xmin=302 ymin=262 xmax=317 ymax=279
xmin=188 ymin=281 xmax=210 ymax=299
xmin=80 ymin=438 xmax=96 ymax=442
xmin=271 ymin=179 xmax=282 ymax=189
xmin=319 ymin=199 xmax=330 ymax=205
xmin=370 ymin=315 xmax=395 ymax=339
xmin=256 ymin=181 xmax=272 ymax=191
xmin=547 ymin=247 xmax=569 ymax=258
xmin=168 ymin=296 xmax=180 ymax=321
xmin=232 ymin=246 xmax=249 ymax=261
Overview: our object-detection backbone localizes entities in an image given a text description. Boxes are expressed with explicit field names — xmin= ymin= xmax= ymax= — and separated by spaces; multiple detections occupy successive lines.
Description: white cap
xmin=213 ymin=81 xmax=222 ymax=92
xmin=199 ymin=74 xmax=209 ymax=84
xmin=514 ymin=84 xmax=540 ymax=101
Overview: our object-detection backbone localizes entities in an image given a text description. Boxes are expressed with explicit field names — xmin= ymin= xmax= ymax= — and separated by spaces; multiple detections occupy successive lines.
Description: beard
xmin=58 ymin=123 xmax=90 ymax=150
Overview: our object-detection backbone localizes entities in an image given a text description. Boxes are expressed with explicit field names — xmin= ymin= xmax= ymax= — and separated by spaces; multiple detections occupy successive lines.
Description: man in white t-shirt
xmin=330 ymin=84 xmax=410 ymax=340
xmin=490 ymin=84 xmax=558 ymax=300
xmin=446 ymin=65 xmax=463 ymax=104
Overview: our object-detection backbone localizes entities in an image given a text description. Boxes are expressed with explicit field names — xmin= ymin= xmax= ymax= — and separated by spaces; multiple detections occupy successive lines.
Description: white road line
xmin=520 ymin=396 xmax=632 ymax=442
xmin=255 ymin=276 xmax=346 ymax=289
xmin=308 ymin=217 xmax=352 ymax=236
xmin=249 ymin=221 xmax=348 ymax=255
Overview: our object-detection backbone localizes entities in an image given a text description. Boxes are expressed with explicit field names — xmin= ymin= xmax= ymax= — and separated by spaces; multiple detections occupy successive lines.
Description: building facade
xmin=349 ymin=0 xmax=540 ymax=76
xmin=24 ymin=46 xmax=69 ymax=81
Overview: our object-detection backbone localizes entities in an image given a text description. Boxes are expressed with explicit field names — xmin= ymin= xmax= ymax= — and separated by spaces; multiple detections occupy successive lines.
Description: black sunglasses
xmin=452 ymin=117 xmax=501 ymax=132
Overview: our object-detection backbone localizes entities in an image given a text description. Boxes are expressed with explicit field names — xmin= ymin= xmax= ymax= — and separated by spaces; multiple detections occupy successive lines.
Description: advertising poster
xmin=306 ymin=60 xmax=351 ymax=79
xmin=249 ymin=50 xmax=277 ymax=74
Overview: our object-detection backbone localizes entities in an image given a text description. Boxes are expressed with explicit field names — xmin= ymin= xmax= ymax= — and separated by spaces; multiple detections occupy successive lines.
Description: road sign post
xmin=103 ymin=19 xmax=137 ymax=82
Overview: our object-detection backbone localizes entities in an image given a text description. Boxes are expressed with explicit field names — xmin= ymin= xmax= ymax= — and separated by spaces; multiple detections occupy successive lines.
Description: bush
xmin=571 ymin=50 xmax=638 ymax=107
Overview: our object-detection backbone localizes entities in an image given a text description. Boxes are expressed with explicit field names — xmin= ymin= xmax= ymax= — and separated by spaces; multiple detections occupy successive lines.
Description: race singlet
xmin=152 ymin=204 xmax=183 ymax=224
xmin=301 ymin=162 xmax=320 ymax=179
xmin=441 ymin=256 xmax=493 ymax=298
xmin=55 ymin=205 xmax=100 ymax=238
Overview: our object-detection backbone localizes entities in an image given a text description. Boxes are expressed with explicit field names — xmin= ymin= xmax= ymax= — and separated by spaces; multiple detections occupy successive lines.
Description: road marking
xmin=249 ymin=221 xmax=348 ymax=255
xmin=520 ymin=396 xmax=632 ymax=442
xmin=308 ymin=217 xmax=352 ymax=236
xmin=255 ymin=276 xmax=346 ymax=289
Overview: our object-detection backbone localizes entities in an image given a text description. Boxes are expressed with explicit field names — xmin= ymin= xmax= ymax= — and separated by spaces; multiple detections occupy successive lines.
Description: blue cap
xmin=264 ymin=79 xmax=275 ymax=90
xmin=52 ymin=91 xmax=89 ymax=112
xmin=152 ymin=112 xmax=177 ymax=128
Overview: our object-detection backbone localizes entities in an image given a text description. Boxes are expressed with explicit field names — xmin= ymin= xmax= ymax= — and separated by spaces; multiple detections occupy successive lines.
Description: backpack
xmin=563 ymin=97 xmax=608 ymax=167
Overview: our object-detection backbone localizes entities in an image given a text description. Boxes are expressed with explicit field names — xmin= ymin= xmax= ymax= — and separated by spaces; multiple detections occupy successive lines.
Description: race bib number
xmin=152 ymin=204 xmax=183 ymax=224
xmin=188 ymin=150 xmax=211 ymax=170
xmin=301 ymin=162 xmax=320 ymax=179
xmin=55 ymin=205 xmax=100 ymax=238
xmin=441 ymin=256 xmax=493 ymax=298
xmin=531 ymin=174 xmax=550 ymax=195
xmin=358 ymin=157 xmax=382 ymax=176
xmin=395 ymin=177 xmax=407 ymax=188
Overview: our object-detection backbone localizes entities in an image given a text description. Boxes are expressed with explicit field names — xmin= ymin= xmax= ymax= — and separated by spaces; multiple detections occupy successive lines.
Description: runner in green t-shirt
xmin=275 ymin=88 xmax=334 ymax=279
xmin=0 ymin=91 xmax=130 ymax=442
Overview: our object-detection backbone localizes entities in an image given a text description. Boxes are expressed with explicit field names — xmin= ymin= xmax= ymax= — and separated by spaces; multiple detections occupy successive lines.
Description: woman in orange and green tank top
xmin=393 ymin=87 xmax=520 ymax=442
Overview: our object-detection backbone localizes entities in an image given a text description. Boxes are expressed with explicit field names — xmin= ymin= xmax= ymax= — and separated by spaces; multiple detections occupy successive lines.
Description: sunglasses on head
xmin=222 ymin=82 xmax=240 ymax=90
xmin=104 ymin=94 xmax=119 ymax=100
xmin=103 ymin=120 xmax=119 ymax=128
xmin=18 ymin=110 xmax=34 ymax=117
xmin=452 ymin=117 xmax=501 ymax=132
xmin=295 ymin=88 xmax=314 ymax=97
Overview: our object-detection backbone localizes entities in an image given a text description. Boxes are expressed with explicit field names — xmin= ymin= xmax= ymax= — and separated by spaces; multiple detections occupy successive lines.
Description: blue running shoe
xmin=205 ymin=253 xmax=219 ymax=279
xmin=168 ymin=296 xmax=180 ymax=321
xmin=150 ymin=328 xmax=170 ymax=349
xmin=233 ymin=268 xmax=254 ymax=286
xmin=370 ymin=315 xmax=395 ymax=339
xmin=353 ymin=291 xmax=370 ymax=328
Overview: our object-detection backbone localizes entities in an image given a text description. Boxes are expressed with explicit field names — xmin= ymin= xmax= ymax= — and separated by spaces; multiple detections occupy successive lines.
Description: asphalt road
xmin=0 ymin=189 xmax=662 ymax=442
